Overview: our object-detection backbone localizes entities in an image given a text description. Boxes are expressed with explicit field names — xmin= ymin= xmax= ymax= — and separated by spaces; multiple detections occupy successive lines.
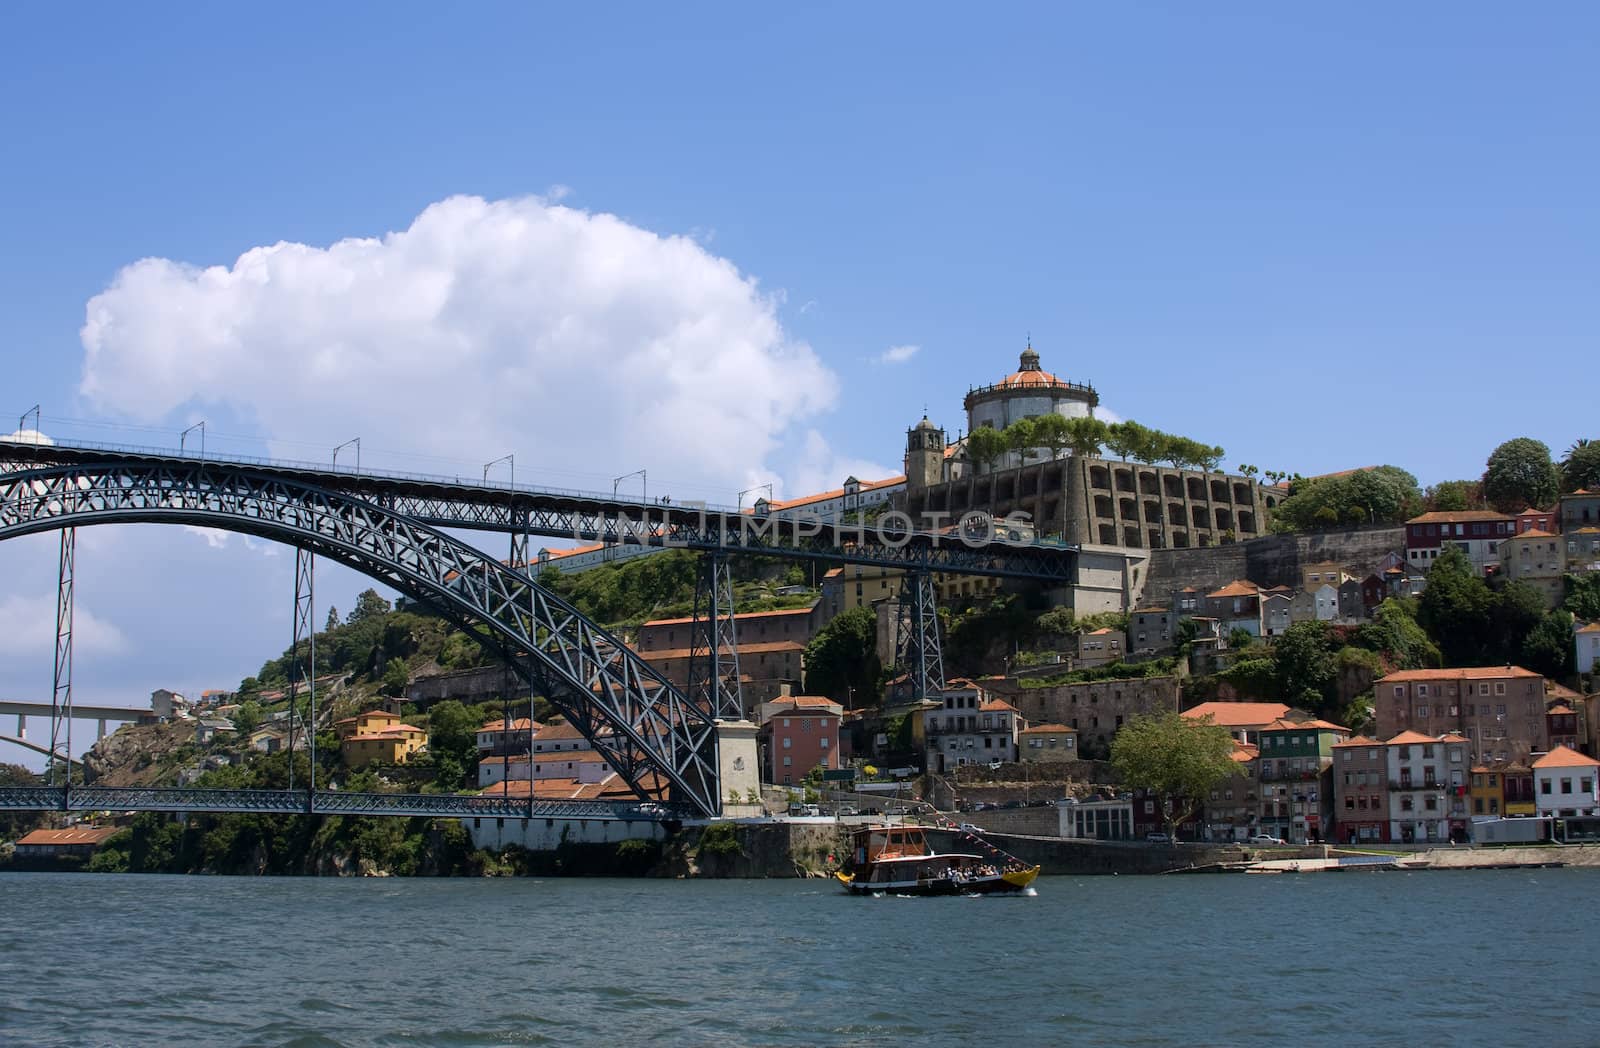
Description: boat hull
xmin=835 ymin=865 xmax=1040 ymax=897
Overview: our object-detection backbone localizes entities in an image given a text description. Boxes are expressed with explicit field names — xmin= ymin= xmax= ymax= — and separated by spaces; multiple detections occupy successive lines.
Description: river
xmin=1 ymin=869 xmax=1595 ymax=1047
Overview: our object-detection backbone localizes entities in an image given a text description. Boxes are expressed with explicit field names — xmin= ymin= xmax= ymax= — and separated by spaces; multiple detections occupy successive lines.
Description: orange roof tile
xmin=1182 ymin=701 xmax=1291 ymax=727
xmin=1019 ymin=723 xmax=1073 ymax=734
xmin=1512 ymin=528 xmax=1559 ymax=539
xmin=761 ymin=475 xmax=905 ymax=513
xmin=640 ymin=640 xmax=805 ymax=661
xmin=1384 ymin=730 xmax=1437 ymax=746
xmin=479 ymin=718 xmax=539 ymax=734
xmin=16 ymin=826 xmax=122 ymax=846
xmin=1532 ymin=745 xmax=1600 ymax=769
xmin=642 ymin=606 xmax=815 ymax=628
xmin=980 ymin=698 xmax=1020 ymax=713
xmin=1205 ymin=580 xmax=1260 ymax=598
xmin=1378 ymin=666 xmax=1542 ymax=682
xmin=1547 ymin=704 xmax=1575 ymax=716
xmin=1263 ymin=718 xmax=1348 ymax=733
xmin=1575 ymin=622 xmax=1600 ymax=634
xmin=1332 ymin=735 xmax=1381 ymax=749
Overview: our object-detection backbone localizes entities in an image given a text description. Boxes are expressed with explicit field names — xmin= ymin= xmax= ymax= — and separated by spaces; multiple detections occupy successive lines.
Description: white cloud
xmin=79 ymin=194 xmax=840 ymax=500
xmin=0 ymin=594 xmax=129 ymax=657
xmin=2 ymin=429 xmax=54 ymax=445
xmin=183 ymin=526 xmax=230 ymax=549
xmin=878 ymin=344 xmax=920 ymax=365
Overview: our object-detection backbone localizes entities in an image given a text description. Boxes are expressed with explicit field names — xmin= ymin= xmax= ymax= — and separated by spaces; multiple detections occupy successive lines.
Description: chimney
xmin=779 ymin=683 xmax=793 ymax=698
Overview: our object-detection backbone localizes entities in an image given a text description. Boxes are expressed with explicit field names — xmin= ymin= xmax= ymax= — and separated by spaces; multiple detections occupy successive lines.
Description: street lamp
xmin=483 ymin=453 xmax=514 ymax=488
xmin=613 ymin=468 xmax=646 ymax=502
xmin=180 ymin=421 xmax=206 ymax=459
xmin=738 ymin=483 xmax=773 ymax=512
xmin=17 ymin=405 xmax=40 ymax=437
xmin=333 ymin=437 xmax=361 ymax=475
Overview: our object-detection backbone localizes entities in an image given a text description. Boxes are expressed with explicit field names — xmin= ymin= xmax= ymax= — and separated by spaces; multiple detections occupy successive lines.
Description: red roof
xmin=761 ymin=475 xmax=905 ymax=513
xmin=16 ymin=826 xmax=121 ymax=846
xmin=980 ymin=698 xmax=1020 ymax=713
xmin=1406 ymin=510 xmax=1513 ymax=524
xmin=1532 ymin=745 xmax=1600 ymax=770
xmin=1378 ymin=667 xmax=1541 ymax=683
xmin=1182 ymin=701 xmax=1290 ymax=727
xmin=1019 ymin=723 xmax=1073 ymax=734
xmin=1206 ymin=580 xmax=1260 ymax=599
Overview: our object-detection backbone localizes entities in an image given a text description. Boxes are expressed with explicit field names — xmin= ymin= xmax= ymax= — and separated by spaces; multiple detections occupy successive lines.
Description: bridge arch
xmin=0 ymin=461 xmax=722 ymax=815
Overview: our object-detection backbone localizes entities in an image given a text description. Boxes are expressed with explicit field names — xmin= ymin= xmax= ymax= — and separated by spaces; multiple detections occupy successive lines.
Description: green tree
xmin=1270 ymin=466 xmax=1422 ymax=532
xmin=1564 ymin=573 xmax=1600 ymax=621
xmin=1353 ymin=598 xmax=1440 ymax=669
xmin=381 ymin=657 xmax=410 ymax=696
xmin=1110 ymin=711 xmax=1238 ymax=840
xmin=1003 ymin=416 xmax=1040 ymax=466
xmin=425 ymin=700 xmax=481 ymax=771
xmin=802 ymin=606 xmax=880 ymax=705
xmin=1029 ymin=412 xmax=1073 ymax=461
xmin=1036 ymin=607 xmax=1076 ymax=635
xmin=232 ymin=700 xmax=262 ymax=734
xmin=1521 ymin=611 xmax=1575 ymax=678
xmin=965 ymin=426 xmax=1008 ymax=474
xmin=1065 ymin=416 xmax=1108 ymax=459
xmin=1272 ymin=621 xmax=1340 ymax=717
xmin=1417 ymin=549 xmax=1495 ymax=665
xmin=1227 ymin=626 xmax=1256 ymax=650
xmin=1563 ymin=439 xmax=1600 ymax=493
xmin=348 ymin=588 xmax=393 ymax=625
xmin=325 ymin=607 xmax=340 ymax=632
xmin=1424 ymin=480 xmax=1481 ymax=512
xmin=1482 ymin=437 xmax=1560 ymax=512
xmin=1490 ymin=580 xmax=1550 ymax=662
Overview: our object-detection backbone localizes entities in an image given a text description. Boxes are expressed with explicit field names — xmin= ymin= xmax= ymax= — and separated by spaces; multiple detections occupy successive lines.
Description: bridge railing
xmin=0 ymin=786 xmax=687 ymax=821
xmin=0 ymin=436 xmax=733 ymax=512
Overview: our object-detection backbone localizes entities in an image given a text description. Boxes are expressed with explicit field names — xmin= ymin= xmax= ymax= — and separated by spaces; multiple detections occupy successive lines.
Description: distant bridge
xmin=0 ymin=785 xmax=676 ymax=821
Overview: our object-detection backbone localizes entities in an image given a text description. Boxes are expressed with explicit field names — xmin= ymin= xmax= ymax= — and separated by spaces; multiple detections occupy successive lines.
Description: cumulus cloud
xmin=0 ymin=595 xmax=129 ymax=656
xmin=877 ymin=344 xmax=920 ymax=365
xmin=782 ymin=429 xmax=900 ymax=498
xmin=79 ymin=194 xmax=841 ymax=499
xmin=2 ymin=429 xmax=54 ymax=445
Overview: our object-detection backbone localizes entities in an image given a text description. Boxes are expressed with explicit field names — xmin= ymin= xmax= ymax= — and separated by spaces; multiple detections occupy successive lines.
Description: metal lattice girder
xmin=0 ymin=462 xmax=724 ymax=816
xmin=49 ymin=528 xmax=74 ymax=787
xmin=687 ymin=554 xmax=743 ymax=719
xmin=286 ymin=547 xmax=314 ymax=790
xmin=896 ymin=570 xmax=945 ymax=703
xmin=0 ymin=785 xmax=687 ymax=820
xmin=0 ymin=441 xmax=1078 ymax=582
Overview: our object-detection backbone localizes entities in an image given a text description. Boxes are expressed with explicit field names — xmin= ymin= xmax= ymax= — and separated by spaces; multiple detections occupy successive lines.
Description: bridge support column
xmin=286 ymin=548 xmax=317 ymax=795
xmin=688 ymin=553 xmax=744 ymax=720
xmin=97 ymin=718 xmax=107 ymax=740
xmin=895 ymin=569 xmax=945 ymax=703
xmin=15 ymin=715 xmax=23 ymax=741
xmin=49 ymin=528 xmax=75 ymax=788
xmin=716 ymin=718 xmax=761 ymax=816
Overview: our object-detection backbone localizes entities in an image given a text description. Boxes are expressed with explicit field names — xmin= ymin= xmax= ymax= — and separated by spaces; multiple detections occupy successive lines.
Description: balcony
xmin=1389 ymin=780 xmax=1446 ymax=791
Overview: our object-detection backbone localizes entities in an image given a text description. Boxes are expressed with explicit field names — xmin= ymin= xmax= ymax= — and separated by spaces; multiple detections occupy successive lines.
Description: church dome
xmin=914 ymin=414 xmax=940 ymax=432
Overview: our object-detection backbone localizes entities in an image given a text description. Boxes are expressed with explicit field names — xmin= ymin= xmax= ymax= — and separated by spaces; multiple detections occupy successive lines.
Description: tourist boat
xmin=833 ymin=824 xmax=1040 ymax=896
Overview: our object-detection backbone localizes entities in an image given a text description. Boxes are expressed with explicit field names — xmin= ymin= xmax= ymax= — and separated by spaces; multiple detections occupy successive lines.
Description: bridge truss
xmin=0 ymin=460 xmax=724 ymax=816
xmin=0 ymin=785 xmax=672 ymax=820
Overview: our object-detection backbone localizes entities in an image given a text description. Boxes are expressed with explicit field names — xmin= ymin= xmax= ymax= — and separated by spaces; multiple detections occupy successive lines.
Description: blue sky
xmin=1 ymin=5 xmax=1596 ymax=757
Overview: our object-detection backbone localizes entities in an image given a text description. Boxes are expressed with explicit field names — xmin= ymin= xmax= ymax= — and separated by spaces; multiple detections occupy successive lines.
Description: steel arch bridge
xmin=0 ymin=460 xmax=724 ymax=816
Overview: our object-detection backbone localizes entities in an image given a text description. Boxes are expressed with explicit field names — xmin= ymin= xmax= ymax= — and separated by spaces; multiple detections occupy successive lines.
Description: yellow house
xmin=338 ymin=710 xmax=427 ymax=768
xmin=1468 ymin=766 xmax=1504 ymax=818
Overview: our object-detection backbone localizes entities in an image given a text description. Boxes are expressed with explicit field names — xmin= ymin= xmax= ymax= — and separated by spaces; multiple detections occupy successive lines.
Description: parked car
xmin=885 ymin=805 xmax=911 ymax=815
xmin=1145 ymin=832 xmax=1171 ymax=843
xmin=957 ymin=823 xmax=985 ymax=835
xmin=1247 ymin=834 xmax=1287 ymax=845
xmin=836 ymin=805 xmax=859 ymax=817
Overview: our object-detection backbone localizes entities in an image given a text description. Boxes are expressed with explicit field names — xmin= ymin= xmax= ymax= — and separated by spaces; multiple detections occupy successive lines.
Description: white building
xmin=753 ymin=474 xmax=904 ymax=523
xmin=923 ymin=680 xmax=1023 ymax=771
xmin=1384 ymin=731 xmax=1469 ymax=845
xmin=478 ymin=750 xmax=613 ymax=787
xmin=150 ymin=688 xmax=190 ymax=721
xmin=1532 ymin=746 xmax=1600 ymax=818
xmin=1576 ymin=622 xmax=1600 ymax=678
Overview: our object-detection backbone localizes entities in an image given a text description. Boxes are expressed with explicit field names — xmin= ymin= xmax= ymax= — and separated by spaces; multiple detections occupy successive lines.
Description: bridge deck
xmin=0 ymin=439 xmax=1078 ymax=580
xmin=0 ymin=786 xmax=677 ymax=821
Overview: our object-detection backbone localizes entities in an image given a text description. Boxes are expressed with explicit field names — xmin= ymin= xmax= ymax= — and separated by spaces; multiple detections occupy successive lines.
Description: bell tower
xmin=905 ymin=416 xmax=946 ymax=491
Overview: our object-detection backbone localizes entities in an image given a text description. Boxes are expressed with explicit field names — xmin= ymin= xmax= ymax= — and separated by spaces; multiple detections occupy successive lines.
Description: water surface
xmin=1 ymin=870 xmax=1593 ymax=1046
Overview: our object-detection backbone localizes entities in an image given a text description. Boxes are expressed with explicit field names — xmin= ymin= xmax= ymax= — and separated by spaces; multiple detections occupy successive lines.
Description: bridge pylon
xmin=895 ymin=569 xmax=946 ymax=703
xmin=687 ymin=552 xmax=744 ymax=720
xmin=49 ymin=528 xmax=75 ymax=794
